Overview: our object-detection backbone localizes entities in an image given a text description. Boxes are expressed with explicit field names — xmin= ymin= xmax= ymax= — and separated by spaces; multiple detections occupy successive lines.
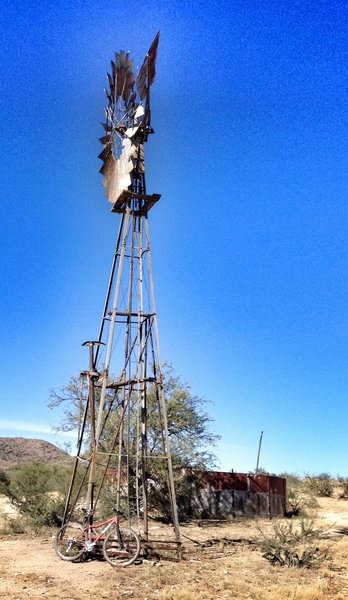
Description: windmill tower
xmin=62 ymin=33 xmax=181 ymax=556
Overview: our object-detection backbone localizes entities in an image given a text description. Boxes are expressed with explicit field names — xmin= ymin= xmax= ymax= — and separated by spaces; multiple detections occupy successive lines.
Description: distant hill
xmin=0 ymin=437 xmax=72 ymax=469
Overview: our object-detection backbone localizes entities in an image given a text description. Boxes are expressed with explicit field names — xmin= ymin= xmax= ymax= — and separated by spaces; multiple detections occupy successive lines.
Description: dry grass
xmin=1 ymin=495 xmax=348 ymax=599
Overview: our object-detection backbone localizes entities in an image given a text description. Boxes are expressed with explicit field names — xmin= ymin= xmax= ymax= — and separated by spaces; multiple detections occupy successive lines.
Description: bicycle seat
xmin=81 ymin=507 xmax=93 ymax=516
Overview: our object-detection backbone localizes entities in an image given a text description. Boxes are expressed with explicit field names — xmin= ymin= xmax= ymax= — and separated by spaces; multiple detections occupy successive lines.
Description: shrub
xmin=259 ymin=518 xmax=329 ymax=568
xmin=286 ymin=489 xmax=319 ymax=517
xmin=337 ymin=477 xmax=348 ymax=498
xmin=0 ymin=462 xmax=69 ymax=530
xmin=0 ymin=516 xmax=26 ymax=535
xmin=281 ymin=473 xmax=318 ymax=517
xmin=304 ymin=474 xmax=333 ymax=498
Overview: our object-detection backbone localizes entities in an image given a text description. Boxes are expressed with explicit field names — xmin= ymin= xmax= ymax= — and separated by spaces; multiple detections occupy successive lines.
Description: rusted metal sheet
xmin=186 ymin=471 xmax=286 ymax=518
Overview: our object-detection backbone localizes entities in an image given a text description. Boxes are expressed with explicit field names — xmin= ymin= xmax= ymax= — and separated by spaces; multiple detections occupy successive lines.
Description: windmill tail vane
xmin=136 ymin=31 xmax=160 ymax=100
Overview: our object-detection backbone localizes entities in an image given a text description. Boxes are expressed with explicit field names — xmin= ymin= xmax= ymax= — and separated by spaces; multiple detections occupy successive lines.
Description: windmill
xmin=61 ymin=33 xmax=181 ymax=558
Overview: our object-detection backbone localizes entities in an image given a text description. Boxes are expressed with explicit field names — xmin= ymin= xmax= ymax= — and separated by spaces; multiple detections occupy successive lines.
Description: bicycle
xmin=55 ymin=508 xmax=141 ymax=567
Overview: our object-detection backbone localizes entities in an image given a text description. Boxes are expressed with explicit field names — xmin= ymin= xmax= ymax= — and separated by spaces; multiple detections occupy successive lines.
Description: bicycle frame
xmin=82 ymin=515 xmax=120 ymax=546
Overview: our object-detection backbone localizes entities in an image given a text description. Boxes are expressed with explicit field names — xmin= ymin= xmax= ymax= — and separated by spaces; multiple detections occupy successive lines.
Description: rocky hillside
xmin=0 ymin=437 xmax=72 ymax=469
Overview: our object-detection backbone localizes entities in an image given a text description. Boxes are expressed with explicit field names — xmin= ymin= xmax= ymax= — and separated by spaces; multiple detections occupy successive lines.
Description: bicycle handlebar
xmin=81 ymin=506 xmax=123 ymax=518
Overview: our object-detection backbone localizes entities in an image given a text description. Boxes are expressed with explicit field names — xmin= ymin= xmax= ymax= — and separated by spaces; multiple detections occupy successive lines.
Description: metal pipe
xmin=256 ymin=430 xmax=264 ymax=474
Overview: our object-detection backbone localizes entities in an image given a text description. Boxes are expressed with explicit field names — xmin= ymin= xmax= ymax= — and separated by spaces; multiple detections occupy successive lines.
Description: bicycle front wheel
xmin=103 ymin=525 xmax=140 ymax=567
xmin=55 ymin=522 xmax=86 ymax=561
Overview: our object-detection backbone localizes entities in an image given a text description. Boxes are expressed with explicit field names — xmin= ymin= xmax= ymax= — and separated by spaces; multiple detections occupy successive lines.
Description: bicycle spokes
xmin=103 ymin=526 xmax=140 ymax=567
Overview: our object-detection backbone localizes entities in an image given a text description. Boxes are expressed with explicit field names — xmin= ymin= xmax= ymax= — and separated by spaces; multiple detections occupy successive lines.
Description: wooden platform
xmin=111 ymin=190 xmax=161 ymax=214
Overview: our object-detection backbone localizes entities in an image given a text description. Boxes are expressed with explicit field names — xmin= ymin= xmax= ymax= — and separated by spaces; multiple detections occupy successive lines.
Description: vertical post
xmin=95 ymin=208 xmax=131 ymax=445
xmin=83 ymin=340 xmax=103 ymax=517
xmin=138 ymin=213 xmax=149 ymax=540
xmin=231 ymin=469 xmax=235 ymax=518
xmin=256 ymin=430 xmax=264 ymax=474
xmin=144 ymin=216 xmax=181 ymax=547
xmin=268 ymin=476 xmax=272 ymax=518
xmin=115 ymin=380 xmax=125 ymax=513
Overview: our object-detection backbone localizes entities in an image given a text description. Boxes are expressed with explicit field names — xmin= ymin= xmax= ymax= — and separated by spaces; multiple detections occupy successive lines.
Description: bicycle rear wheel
xmin=55 ymin=522 xmax=86 ymax=561
xmin=103 ymin=525 xmax=140 ymax=567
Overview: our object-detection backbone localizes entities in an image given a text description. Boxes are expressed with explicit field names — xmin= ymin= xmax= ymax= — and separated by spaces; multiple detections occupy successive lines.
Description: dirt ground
xmin=1 ymin=496 xmax=348 ymax=600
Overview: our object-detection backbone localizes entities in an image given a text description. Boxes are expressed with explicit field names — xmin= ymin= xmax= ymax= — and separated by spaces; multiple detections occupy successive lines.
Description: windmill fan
xmin=99 ymin=33 xmax=160 ymax=204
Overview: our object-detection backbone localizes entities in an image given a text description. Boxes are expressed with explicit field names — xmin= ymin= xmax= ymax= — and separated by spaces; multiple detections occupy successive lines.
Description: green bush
xmin=304 ymin=474 xmax=333 ymax=497
xmin=0 ymin=462 xmax=70 ymax=530
xmin=259 ymin=518 xmax=329 ymax=568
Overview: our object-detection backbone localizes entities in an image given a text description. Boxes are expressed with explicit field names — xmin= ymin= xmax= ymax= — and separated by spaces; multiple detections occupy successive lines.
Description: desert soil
xmin=1 ymin=496 xmax=348 ymax=600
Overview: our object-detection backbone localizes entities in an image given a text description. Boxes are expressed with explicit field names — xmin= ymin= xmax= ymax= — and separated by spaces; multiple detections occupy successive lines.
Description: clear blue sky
xmin=1 ymin=0 xmax=347 ymax=476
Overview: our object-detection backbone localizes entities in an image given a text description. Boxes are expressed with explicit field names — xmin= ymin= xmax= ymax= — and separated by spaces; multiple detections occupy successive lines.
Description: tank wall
xmin=186 ymin=472 xmax=286 ymax=518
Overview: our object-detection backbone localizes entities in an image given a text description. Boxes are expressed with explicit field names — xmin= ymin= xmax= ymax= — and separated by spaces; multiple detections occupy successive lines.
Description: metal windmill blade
xmin=99 ymin=51 xmax=141 ymax=204
xmin=113 ymin=50 xmax=135 ymax=104
xmin=99 ymin=35 xmax=160 ymax=205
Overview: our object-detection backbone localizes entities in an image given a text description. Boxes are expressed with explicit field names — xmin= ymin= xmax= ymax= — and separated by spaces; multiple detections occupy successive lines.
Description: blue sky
xmin=0 ymin=0 xmax=347 ymax=475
